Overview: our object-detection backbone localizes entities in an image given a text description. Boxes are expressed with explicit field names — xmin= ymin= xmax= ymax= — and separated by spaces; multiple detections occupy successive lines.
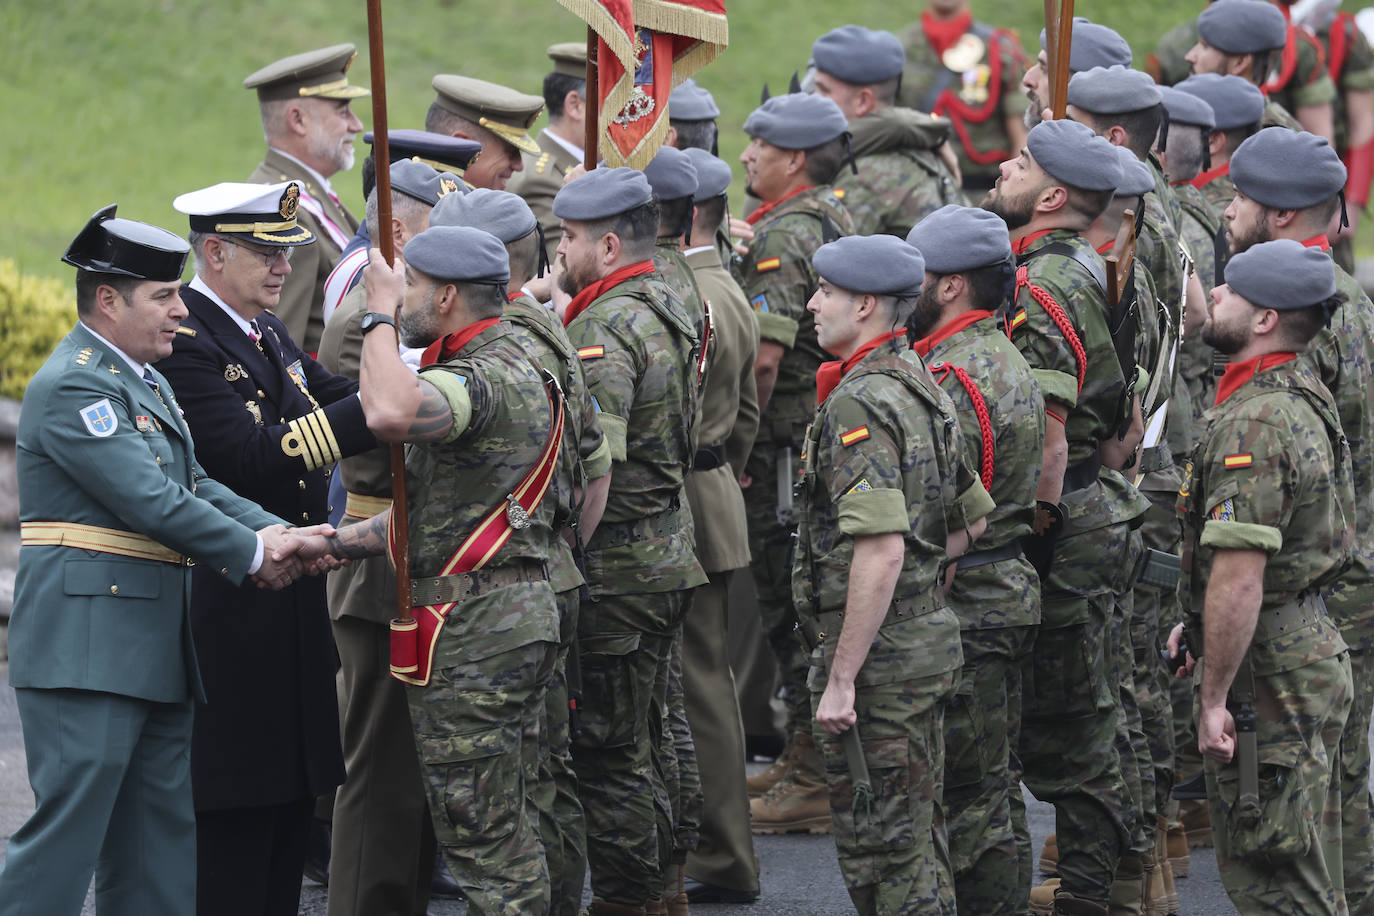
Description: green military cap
xmin=243 ymin=43 xmax=371 ymax=103
xmin=548 ymin=42 xmax=588 ymax=78
xmin=431 ymin=75 xmax=544 ymax=155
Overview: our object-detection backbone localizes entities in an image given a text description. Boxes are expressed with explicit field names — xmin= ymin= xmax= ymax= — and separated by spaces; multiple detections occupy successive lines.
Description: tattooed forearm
xmin=329 ymin=510 xmax=391 ymax=559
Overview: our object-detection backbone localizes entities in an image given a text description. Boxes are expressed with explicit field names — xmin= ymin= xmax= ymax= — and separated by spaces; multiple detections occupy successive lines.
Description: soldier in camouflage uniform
xmin=810 ymin=25 xmax=965 ymax=237
xmin=897 ymin=0 xmax=1030 ymax=192
xmin=983 ymin=118 xmax=1148 ymax=916
xmin=428 ymin=187 xmax=613 ymax=916
xmin=316 ymin=159 xmax=454 ymax=916
xmin=907 ymin=206 xmax=1045 ymax=915
xmin=797 ymin=234 xmax=994 ymax=915
xmin=1224 ymin=128 xmax=1374 ymax=910
xmin=303 ymin=226 xmax=562 ymax=915
xmin=1170 ymin=239 xmax=1354 ymax=915
xmin=1021 ymin=17 xmax=1131 ymax=131
xmin=733 ymin=93 xmax=855 ymax=830
xmin=555 ymin=168 xmax=706 ymax=916
xmin=1184 ymin=0 xmax=1337 ymax=139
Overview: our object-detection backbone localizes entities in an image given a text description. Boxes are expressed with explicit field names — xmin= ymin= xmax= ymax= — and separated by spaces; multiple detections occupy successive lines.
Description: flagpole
xmin=365 ymin=0 xmax=414 ymax=623
xmin=584 ymin=25 xmax=599 ymax=171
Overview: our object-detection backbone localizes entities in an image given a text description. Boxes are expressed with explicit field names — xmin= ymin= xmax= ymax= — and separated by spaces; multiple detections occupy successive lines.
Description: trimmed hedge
xmin=0 ymin=259 xmax=76 ymax=400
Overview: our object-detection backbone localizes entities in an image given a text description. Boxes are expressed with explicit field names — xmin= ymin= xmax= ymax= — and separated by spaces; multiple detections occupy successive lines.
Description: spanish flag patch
xmin=756 ymin=256 xmax=782 ymax=273
xmin=1223 ymin=453 xmax=1253 ymax=469
xmin=840 ymin=425 xmax=870 ymax=447
xmin=1010 ymin=309 xmax=1028 ymax=330
xmin=832 ymin=188 xmax=846 ymax=200
xmin=577 ymin=345 xmax=604 ymax=360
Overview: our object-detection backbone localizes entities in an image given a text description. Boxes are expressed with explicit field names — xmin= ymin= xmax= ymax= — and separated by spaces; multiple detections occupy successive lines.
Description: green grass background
xmin=3 ymin=0 xmax=1360 ymax=282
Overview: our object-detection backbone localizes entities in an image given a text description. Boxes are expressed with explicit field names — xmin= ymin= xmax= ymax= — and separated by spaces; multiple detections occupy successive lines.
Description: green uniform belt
xmin=692 ymin=443 xmax=726 ymax=472
xmin=956 ymin=540 xmax=1025 ymax=571
xmin=812 ymin=591 xmax=943 ymax=643
xmin=590 ymin=504 xmax=682 ymax=550
xmin=410 ymin=559 xmax=548 ymax=607
xmin=1253 ymin=592 xmax=1328 ymax=644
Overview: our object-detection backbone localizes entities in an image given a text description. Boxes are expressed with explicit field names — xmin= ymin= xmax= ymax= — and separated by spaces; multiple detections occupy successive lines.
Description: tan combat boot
xmin=1155 ymin=818 xmax=1179 ymax=914
xmin=1029 ymin=877 xmax=1062 ymax=916
xmin=1179 ymin=798 xmax=1212 ymax=848
xmin=1040 ymin=832 xmax=1060 ymax=877
xmin=1164 ymin=817 xmax=1189 ymax=877
xmin=749 ymin=732 xmax=831 ymax=834
xmin=1142 ymin=852 xmax=1169 ymax=916
xmin=746 ymin=729 xmax=798 ymax=798
xmin=583 ymin=900 xmax=648 ymax=916
xmin=1107 ymin=854 xmax=1145 ymax=916
xmin=661 ymin=861 xmax=689 ymax=916
xmin=1053 ymin=889 xmax=1110 ymax=916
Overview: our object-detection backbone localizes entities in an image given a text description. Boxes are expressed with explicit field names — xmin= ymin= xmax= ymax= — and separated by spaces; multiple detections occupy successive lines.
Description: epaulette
xmin=175 ymin=326 xmax=197 ymax=338
xmin=73 ymin=346 xmax=95 ymax=368
xmin=534 ymin=152 xmax=551 ymax=175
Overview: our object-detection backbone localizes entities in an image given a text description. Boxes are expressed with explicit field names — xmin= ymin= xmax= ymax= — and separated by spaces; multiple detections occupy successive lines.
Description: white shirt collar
xmin=189 ymin=274 xmax=258 ymax=339
xmin=542 ymin=128 xmax=584 ymax=164
xmin=271 ymin=147 xmax=334 ymax=197
xmin=79 ymin=322 xmax=149 ymax=377
xmin=683 ymin=245 xmax=715 ymax=256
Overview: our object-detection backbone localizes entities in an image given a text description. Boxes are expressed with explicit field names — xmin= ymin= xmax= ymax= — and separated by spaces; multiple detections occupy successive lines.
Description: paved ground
xmin=0 ymin=666 xmax=1248 ymax=915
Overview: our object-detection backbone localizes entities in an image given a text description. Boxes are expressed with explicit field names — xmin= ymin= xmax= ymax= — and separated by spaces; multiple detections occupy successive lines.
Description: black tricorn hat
xmin=61 ymin=205 xmax=190 ymax=282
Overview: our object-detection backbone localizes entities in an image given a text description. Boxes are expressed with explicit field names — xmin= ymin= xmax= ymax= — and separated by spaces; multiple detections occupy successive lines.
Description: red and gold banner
xmin=557 ymin=0 xmax=728 ymax=169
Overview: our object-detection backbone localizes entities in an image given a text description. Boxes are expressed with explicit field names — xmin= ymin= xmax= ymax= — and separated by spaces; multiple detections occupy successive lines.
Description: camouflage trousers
xmin=407 ymin=638 xmax=556 ymax=916
xmin=1200 ymin=651 xmax=1353 ymax=915
xmin=743 ymin=435 xmax=810 ymax=733
xmin=812 ymin=669 xmax=959 ymax=915
xmin=1340 ymin=646 xmax=1374 ymax=914
xmin=1020 ymin=523 xmax=1133 ymax=906
xmin=534 ymin=588 xmax=587 ymax=916
xmin=944 ymin=625 xmax=1035 ymax=916
xmin=572 ymin=590 xmax=687 ymax=907
xmin=1136 ymin=471 xmax=1183 ymax=819
xmin=1111 ymin=533 xmax=1150 ymax=858
xmin=661 ymin=623 xmax=702 ymax=863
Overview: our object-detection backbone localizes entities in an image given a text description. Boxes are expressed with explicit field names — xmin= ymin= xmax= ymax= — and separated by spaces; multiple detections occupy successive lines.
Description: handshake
xmin=251 ymin=523 xmax=346 ymax=589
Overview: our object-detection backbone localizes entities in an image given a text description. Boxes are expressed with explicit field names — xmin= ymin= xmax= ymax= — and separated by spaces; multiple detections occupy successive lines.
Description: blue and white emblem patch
xmin=80 ymin=398 xmax=118 ymax=437
xmin=750 ymin=293 xmax=769 ymax=313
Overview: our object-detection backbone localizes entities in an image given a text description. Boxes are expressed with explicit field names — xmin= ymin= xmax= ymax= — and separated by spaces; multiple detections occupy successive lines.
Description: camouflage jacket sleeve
xmin=740 ymin=218 xmax=818 ymax=350
xmin=419 ymin=360 xmax=494 ymax=445
xmin=565 ymin=312 xmax=636 ymax=462
xmin=817 ymin=390 xmax=915 ymax=537
xmin=1009 ymin=267 xmax=1081 ymax=410
xmin=570 ymin=354 xmax=612 ymax=480
xmin=1197 ymin=408 xmax=1293 ymax=554
xmin=1292 ymin=32 xmax=1339 ymax=108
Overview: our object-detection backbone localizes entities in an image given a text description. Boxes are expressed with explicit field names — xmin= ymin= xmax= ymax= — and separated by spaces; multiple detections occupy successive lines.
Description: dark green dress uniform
xmin=915 ymin=309 xmax=1045 ymax=915
xmin=0 ymin=318 xmax=283 ymax=916
xmin=795 ymin=336 xmax=993 ymax=915
xmin=403 ymin=318 xmax=562 ymax=916
xmin=740 ymin=185 xmax=854 ymax=731
xmin=1181 ymin=351 xmax=1353 ymax=915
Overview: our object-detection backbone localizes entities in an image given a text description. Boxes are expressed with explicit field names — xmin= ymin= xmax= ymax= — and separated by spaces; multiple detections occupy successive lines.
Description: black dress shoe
xmin=302 ymin=818 xmax=331 ymax=886
xmin=431 ymin=851 xmax=463 ymax=899
xmin=684 ymin=877 xmax=759 ymax=904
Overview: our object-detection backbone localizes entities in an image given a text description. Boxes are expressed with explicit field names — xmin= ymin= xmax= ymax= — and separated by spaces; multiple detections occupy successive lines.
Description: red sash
xmin=388 ymin=371 xmax=566 ymax=686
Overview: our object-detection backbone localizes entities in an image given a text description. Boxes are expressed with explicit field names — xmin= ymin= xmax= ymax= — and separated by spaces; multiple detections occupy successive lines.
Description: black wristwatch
xmin=360 ymin=312 xmax=397 ymax=335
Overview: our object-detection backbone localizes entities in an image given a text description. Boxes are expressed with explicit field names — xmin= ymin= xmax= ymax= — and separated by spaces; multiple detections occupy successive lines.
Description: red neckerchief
xmin=1186 ymin=161 xmax=1230 ymax=189
xmin=420 ymin=317 xmax=501 ymax=367
xmin=922 ymin=7 xmax=974 ymax=59
xmin=1215 ymin=351 xmax=1297 ymax=405
xmin=816 ymin=330 xmax=906 ymax=405
xmin=1299 ymin=233 xmax=1331 ymax=252
xmin=507 ymin=290 xmax=524 ymax=302
xmin=911 ymin=309 xmax=994 ymax=358
xmin=561 ymin=260 xmax=655 ymax=327
xmin=1011 ymin=227 xmax=1058 ymax=256
xmin=1096 ymin=240 xmax=1114 ymax=256
xmin=746 ymin=185 xmax=815 ymax=225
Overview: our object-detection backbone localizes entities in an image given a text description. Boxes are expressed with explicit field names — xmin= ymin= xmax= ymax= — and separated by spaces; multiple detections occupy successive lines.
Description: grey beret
xmin=683 ymin=147 xmax=733 ymax=200
xmin=813 ymin=235 xmax=925 ymax=298
xmin=1113 ymin=147 xmax=1155 ymax=197
xmin=388 ymin=159 xmax=460 ymax=206
xmin=1158 ymin=85 xmax=1216 ymax=130
xmin=1174 ymin=74 xmax=1266 ymax=131
xmin=905 ymin=205 xmax=1012 ymax=274
xmin=552 ymin=167 xmax=654 ymax=220
xmin=812 ymin=25 xmax=906 ymax=85
xmin=1041 ymin=19 xmax=1132 ymax=72
xmin=1231 ymin=127 xmax=1347 ymax=209
xmin=429 ymin=188 xmax=538 ymax=243
xmin=404 ymin=226 xmax=510 ymax=284
xmin=1067 ymin=65 xmax=1162 ymax=115
xmin=669 ymin=78 xmax=720 ymax=121
xmin=742 ymin=93 xmax=848 ymax=150
xmin=1198 ymin=0 xmax=1287 ymax=54
xmin=1027 ymin=118 xmax=1124 ymax=191
xmin=644 ymin=146 xmax=700 ymax=201
xmin=1224 ymin=238 xmax=1336 ymax=309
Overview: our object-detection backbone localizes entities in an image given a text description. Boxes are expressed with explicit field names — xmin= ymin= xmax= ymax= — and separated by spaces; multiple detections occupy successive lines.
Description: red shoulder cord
xmin=1012 ymin=264 xmax=1086 ymax=397
xmin=931 ymin=362 xmax=996 ymax=491
xmin=1330 ymin=13 xmax=1352 ymax=82
xmin=935 ymin=29 xmax=1026 ymax=165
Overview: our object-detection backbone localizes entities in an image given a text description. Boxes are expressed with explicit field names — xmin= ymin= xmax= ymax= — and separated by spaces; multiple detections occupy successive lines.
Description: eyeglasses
xmin=220 ymin=238 xmax=294 ymax=266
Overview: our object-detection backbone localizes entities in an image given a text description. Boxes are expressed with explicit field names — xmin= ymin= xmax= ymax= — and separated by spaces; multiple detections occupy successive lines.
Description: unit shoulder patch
xmin=80 ymin=398 xmax=118 ymax=437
